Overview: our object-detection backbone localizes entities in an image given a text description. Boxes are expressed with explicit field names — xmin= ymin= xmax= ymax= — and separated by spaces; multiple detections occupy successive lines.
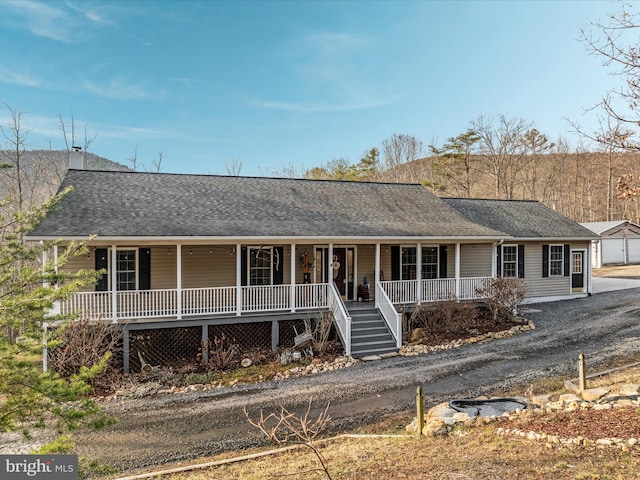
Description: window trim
xmin=501 ymin=244 xmax=518 ymax=279
xmin=549 ymin=244 xmax=564 ymax=277
xmin=248 ymin=246 xmax=274 ymax=286
xmin=421 ymin=245 xmax=439 ymax=280
xmin=110 ymin=247 xmax=139 ymax=291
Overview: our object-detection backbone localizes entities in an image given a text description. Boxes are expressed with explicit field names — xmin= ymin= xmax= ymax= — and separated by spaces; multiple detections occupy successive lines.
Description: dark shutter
xmin=542 ymin=245 xmax=549 ymax=277
xmin=273 ymin=246 xmax=284 ymax=285
xmin=517 ymin=244 xmax=525 ymax=278
xmin=439 ymin=245 xmax=448 ymax=278
xmin=391 ymin=246 xmax=400 ymax=281
xmin=241 ymin=246 xmax=247 ymax=286
xmin=95 ymin=248 xmax=108 ymax=291
xmin=496 ymin=245 xmax=502 ymax=277
xmin=139 ymin=248 xmax=151 ymax=290
xmin=564 ymin=244 xmax=570 ymax=277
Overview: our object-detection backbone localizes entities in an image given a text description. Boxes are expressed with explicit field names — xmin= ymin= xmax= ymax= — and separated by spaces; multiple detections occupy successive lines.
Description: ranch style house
xmin=25 ymin=164 xmax=597 ymax=372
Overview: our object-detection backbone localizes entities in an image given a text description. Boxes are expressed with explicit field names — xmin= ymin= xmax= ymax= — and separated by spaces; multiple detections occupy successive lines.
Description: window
xmin=422 ymin=246 xmax=439 ymax=279
xmin=116 ymin=249 xmax=137 ymax=291
xmin=572 ymin=252 xmax=582 ymax=274
xmin=502 ymin=245 xmax=517 ymax=278
xmin=550 ymin=245 xmax=564 ymax=276
xmin=249 ymin=247 xmax=272 ymax=285
xmin=401 ymin=247 xmax=417 ymax=280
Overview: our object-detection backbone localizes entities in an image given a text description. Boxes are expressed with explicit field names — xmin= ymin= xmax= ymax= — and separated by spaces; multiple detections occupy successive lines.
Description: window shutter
xmin=241 ymin=246 xmax=247 ymax=286
xmin=517 ymin=244 xmax=525 ymax=278
xmin=139 ymin=248 xmax=151 ymax=290
xmin=542 ymin=245 xmax=549 ymax=277
xmin=95 ymin=248 xmax=108 ymax=291
xmin=273 ymin=246 xmax=284 ymax=285
xmin=496 ymin=245 xmax=502 ymax=277
xmin=439 ymin=245 xmax=448 ymax=278
xmin=391 ymin=246 xmax=400 ymax=281
xmin=564 ymin=244 xmax=570 ymax=277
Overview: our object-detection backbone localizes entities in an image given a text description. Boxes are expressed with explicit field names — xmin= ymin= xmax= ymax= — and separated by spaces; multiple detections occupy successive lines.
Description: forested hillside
xmin=303 ymin=120 xmax=640 ymax=225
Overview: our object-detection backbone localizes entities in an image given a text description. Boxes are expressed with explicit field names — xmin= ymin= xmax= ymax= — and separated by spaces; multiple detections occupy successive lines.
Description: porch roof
xmin=443 ymin=198 xmax=598 ymax=240
xmin=27 ymin=170 xmax=508 ymax=241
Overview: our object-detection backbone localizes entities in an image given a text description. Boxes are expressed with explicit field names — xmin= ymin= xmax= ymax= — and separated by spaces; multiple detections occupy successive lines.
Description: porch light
xmin=189 ymin=248 xmax=193 ymax=255
xmin=167 ymin=248 xmax=171 ymax=255
xmin=230 ymin=248 xmax=236 ymax=255
xmin=209 ymin=247 xmax=213 ymax=254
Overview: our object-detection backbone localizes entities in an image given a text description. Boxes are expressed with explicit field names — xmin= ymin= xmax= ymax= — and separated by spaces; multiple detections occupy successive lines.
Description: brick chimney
xmin=68 ymin=146 xmax=84 ymax=169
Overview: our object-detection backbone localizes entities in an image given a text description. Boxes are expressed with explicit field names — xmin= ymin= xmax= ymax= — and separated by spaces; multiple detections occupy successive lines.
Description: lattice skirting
xmin=127 ymin=319 xmax=309 ymax=371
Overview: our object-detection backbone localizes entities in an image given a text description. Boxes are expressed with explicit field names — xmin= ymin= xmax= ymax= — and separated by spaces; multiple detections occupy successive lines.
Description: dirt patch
xmin=593 ymin=264 xmax=640 ymax=279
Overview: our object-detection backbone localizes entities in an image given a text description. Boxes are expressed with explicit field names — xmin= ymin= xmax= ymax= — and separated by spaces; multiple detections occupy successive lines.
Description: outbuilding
xmin=581 ymin=220 xmax=640 ymax=268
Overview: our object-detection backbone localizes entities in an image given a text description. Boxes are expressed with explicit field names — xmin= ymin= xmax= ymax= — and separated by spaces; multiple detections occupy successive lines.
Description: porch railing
xmin=58 ymin=277 xmax=494 ymax=322
xmin=380 ymin=276 xmax=493 ymax=305
xmin=375 ymin=282 xmax=402 ymax=349
xmin=328 ymin=283 xmax=351 ymax=356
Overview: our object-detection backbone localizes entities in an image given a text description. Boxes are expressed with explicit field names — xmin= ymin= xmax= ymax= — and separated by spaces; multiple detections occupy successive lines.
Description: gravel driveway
xmin=74 ymin=286 xmax=640 ymax=475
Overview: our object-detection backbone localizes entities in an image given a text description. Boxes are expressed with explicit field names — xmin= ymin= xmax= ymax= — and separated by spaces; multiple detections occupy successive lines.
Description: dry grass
xmin=155 ymin=430 xmax=640 ymax=480
xmin=138 ymin=361 xmax=640 ymax=480
xmin=593 ymin=264 xmax=640 ymax=279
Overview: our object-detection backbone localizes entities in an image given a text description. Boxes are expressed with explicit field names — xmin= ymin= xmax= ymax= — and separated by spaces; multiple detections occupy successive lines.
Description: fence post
xmin=578 ymin=353 xmax=587 ymax=391
xmin=416 ymin=386 xmax=424 ymax=435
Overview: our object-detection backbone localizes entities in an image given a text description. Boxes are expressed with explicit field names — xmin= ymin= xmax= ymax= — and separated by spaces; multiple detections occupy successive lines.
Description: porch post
xmin=236 ymin=243 xmax=242 ymax=316
xmin=375 ymin=243 xmax=380 ymax=308
xmin=111 ymin=244 xmax=117 ymax=323
xmin=416 ymin=242 xmax=422 ymax=304
xmin=123 ymin=328 xmax=130 ymax=373
xmin=290 ymin=243 xmax=296 ymax=312
xmin=176 ymin=244 xmax=182 ymax=319
xmin=53 ymin=245 xmax=58 ymax=275
xmin=41 ymin=242 xmax=48 ymax=287
xmin=455 ymin=242 xmax=461 ymax=299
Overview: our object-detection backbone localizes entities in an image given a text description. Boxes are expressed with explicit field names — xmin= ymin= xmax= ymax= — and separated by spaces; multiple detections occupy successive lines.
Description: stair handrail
xmin=328 ymin=282 xmax=352 ymax=356
xmin=375 ymin=282 xmax=402 ymax=349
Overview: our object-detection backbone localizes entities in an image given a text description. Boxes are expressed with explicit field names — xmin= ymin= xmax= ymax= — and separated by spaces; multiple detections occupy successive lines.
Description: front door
xmin=571 ymin=251 xmax=585 ymax=292
xmin=316 ymin=247 xmax=355 ymax=300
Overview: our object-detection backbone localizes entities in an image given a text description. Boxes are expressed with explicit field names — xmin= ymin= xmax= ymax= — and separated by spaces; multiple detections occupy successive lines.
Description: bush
xmin=475 ymin=278 xmax=527 ymax=321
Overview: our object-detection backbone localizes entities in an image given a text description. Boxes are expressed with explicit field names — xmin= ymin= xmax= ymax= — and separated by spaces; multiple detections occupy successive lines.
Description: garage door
xmin=602 ymin=238 xmax=625 ymax=264
xmin=628 ymin=238 xmax=640 ymax=264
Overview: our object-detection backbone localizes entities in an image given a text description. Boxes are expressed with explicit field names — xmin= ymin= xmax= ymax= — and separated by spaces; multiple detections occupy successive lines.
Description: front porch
xmin=56 ymin=277 xmax=494 ymax=323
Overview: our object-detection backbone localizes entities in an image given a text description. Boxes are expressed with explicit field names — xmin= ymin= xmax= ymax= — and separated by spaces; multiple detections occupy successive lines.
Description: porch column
xmin=416 ymin=243 xmax=422 ymax=304
xmin=111 ymin=244 xmax=117 ymax=323
xmin=328 ymin=244 xmax=334 ymax=286
xmin=290 ymin=243 xmax=296 ymax=312
xmin=53 ymin=245 xmax=59 ymax=275
xmin=41 ymin=242 xmax=48 ymax=287
xmin=455 ymin=242 xmax=461 ymax=299
xmin=236 ymin=243 xmax=242 ymax=316
xmin=375 ymin=243 xmax=381 ymax=308
xmin=176 ymin=244 xmax=182 ymax=320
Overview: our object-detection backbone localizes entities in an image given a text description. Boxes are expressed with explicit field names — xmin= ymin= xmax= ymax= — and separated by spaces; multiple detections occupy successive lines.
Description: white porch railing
xmin=328 ymin=283 xmax=351 ymax=356
xmin=459 ymin=277 xmax=493 ymax=300
xmin=375 ymin=282 xmax=402 ymax=349
xmin=57 ymin=277 xmax=494 ymax=322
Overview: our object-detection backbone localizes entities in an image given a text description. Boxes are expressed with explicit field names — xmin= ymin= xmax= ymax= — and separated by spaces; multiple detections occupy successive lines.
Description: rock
xmin=426 ymin=404 xmax=457 ymax=420
xmin=423 ymin=418 xmax=448 ymax=437
xmin=581 ymin=387 xmax=610 ymax=401
xmin=240 ymin=358 xmax=252 ymax=368
xmin=452 ymin=412 xmax=471 ymax=423
xmin=559 ymin=393 xmax=581 ymax=403
xmin=360 ymin=355 xmax=382 ymax=362
xmin=619 ymin=384 xmax=640 ymax=396
xmin=531 ymin=394 xmax=551 ymax=407
xmin=380 ymin=351 xmax=399 ymax=359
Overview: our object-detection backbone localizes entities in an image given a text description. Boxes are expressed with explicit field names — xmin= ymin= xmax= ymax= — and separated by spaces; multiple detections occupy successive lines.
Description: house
xmin=444 ymin=199 xmax=597 ymax=300
xmin=25 ymin=168 xmax=596 ymax=371
xmin=580 ymin=220 xmax=640 ymax=268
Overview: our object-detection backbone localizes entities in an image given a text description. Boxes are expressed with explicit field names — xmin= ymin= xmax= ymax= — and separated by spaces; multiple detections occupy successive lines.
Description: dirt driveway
xmin=74 ymin=284 xmax=640 ymax=476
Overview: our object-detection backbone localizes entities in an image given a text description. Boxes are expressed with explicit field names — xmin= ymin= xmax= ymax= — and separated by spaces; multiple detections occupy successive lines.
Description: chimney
xmin=68 ymin=146 xmax=84 ymax=169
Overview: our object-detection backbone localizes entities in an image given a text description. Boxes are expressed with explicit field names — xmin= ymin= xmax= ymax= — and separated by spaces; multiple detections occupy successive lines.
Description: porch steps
xmin=348 ymin=306 xmax=398 ymax=358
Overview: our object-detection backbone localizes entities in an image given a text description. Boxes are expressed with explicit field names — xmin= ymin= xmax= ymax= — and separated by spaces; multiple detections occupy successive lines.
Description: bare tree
xmin=0 ymin=103 xmax=29 ymax=214
xmin=224 ymin=158 xmax=242 ymax=176
xmin=380 ymin=133 xmax=423 ymax=183
xmin=471 ymin=115 xmax=532 ymax=199
xmin=245 ymin=400 xmax=332 ymax=479
xmin=519 ymin=128 xmax=554 ymax=201
xmin=150 ymin=151 xmax=164 ymax=173
xmin=580 ymin=3 xmax=640 ymax=150
xmin=128 ymin=146 xmax=139 ymax=171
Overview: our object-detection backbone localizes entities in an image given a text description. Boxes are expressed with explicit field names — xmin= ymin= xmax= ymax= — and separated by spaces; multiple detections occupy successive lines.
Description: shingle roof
xmin=27 ymin=170 xmax=506 ymax=239
xmin=443 ymin=198 xmax=597 ymax=239
xmin=580 ymin=220 xmax=640 ymax=235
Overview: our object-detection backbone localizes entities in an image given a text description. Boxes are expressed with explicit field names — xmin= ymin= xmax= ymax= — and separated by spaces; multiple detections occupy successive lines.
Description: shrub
xmin=476 ymin=277 xmax=527 ymax=321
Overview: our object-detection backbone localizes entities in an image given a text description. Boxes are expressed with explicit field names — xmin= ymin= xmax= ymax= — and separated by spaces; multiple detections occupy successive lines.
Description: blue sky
xmin=0 ymin=0 xmax=625 ymax=176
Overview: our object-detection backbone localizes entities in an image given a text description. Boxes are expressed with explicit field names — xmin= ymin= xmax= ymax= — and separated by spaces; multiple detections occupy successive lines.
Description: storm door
xmin=571 ymin=250 xmax=585 ymax=292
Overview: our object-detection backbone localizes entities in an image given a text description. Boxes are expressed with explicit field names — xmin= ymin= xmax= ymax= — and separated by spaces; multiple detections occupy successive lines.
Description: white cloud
xmin=82 ymin=78 xmax=154 ymax=100
xmin=0 ymin=69 xmax=43 ymax=88
xmin=1 ymin=0 xmax=75 ymax=43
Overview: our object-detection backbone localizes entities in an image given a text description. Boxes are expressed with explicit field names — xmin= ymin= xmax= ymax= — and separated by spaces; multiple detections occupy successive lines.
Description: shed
xmin=580 ymin=220 xmax=640 ymax=268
